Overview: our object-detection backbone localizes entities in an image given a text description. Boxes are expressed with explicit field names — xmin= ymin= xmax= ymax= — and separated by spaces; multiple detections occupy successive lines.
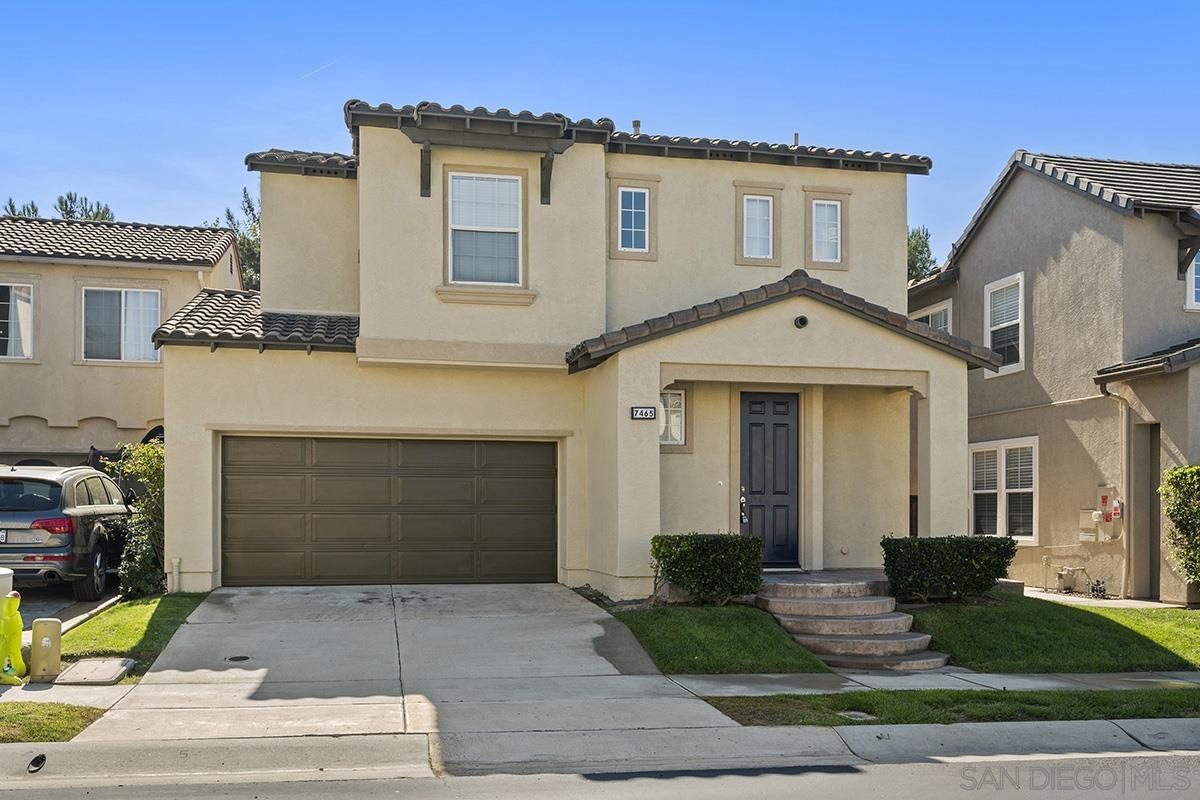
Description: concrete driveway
xmin=77 ymin=584 xmax=735 ymax=742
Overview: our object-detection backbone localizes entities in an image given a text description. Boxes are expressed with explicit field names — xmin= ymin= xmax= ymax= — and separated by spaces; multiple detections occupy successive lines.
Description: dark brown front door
xmin=740 ymin=393 xmax=799 ymax=566
xmin=220 ymin=436 xmax=557 ymax=585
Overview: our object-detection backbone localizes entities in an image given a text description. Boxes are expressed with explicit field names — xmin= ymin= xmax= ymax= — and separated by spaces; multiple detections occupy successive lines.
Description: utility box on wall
xmin=1080 ymin=485 xmax=1123 ymax=541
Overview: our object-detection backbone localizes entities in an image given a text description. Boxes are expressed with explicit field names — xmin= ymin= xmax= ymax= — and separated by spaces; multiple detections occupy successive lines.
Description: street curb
xmin=60 ymin=593 xmax=124 ymax=636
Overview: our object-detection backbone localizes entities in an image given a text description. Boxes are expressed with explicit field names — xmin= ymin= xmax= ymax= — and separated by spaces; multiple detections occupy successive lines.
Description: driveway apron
xmin=75 ymin=584 xmax=733 ymax=742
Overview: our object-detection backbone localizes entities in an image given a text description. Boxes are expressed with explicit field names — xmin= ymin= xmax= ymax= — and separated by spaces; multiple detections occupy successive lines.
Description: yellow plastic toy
xmin=1 ymin=591 xmax=25 ymax=685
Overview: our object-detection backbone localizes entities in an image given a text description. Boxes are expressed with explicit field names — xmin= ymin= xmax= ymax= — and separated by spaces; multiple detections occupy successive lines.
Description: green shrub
xmin=1161 ymin=466 xmax=1200 ymax=585
xmin=108 ymin=441 xmax=166 ymax=597
xmin=650 ymin=533 xmax=763 ymax=605
xmin=880 ymin=535 xmax=1017 ymax=602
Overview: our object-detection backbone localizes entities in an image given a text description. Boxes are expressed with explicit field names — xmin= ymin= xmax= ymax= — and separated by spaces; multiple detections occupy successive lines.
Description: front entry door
xmin=740 ymin=392 xmax=799 ymax=566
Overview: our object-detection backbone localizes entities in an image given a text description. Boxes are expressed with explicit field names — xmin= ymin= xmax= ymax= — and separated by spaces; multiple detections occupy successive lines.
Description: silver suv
xmin=0 ymin=465 xmax=131 ymax=600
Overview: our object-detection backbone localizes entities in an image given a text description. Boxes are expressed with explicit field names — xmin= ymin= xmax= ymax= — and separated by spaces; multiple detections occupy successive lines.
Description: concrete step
xmin=792 ymin=631 xmax=932 ymax=657
xmin=816 ymin=651 xmax=951 ymax=671
xmin=757 ymin=580 xmax=874 ymax=600
xmin=756 ymin=595 xmax=895 ymax=617
xmin=776 ymin=611 xmax=914 ymax=636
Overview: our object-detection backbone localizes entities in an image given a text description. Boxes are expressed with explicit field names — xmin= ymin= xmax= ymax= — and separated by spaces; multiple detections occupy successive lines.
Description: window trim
xmin=445 ymin=170 xmax=524 ymax=287
xmin=734 ymin=182 xmax=782 ymax=267
xmin=608 ymin=173 xmax=660 ymax=262
xmin=617 ymin=186 xmax=651 ymax=254
xmin=968 ymin=436 xmax=1038 ymax=544
xmin=659 ymin=386 xmax=691 ymax=453
xmin=909 ymin=298 xmax=953 ymax=335
xmin=0 ymin=280 xmax=34 ymax=361
xmin=1186 ymin=253 xmax=1200 ymax=312
xmin=80 ymin=286 xmax=162 ymax=364
xmin=803 ymin=187 xmax=851 ymax=271
xmin=811 ymin=200 xmax=842 ymax=263
xmin=983 ymin=272 xmax=1025 ymax=378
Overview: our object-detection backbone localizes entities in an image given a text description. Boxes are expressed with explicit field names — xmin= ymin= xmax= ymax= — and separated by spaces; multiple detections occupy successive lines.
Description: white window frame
xmin=447 ymin=171 xmax=523 ymax=286
xmin=811 ymin=199 xmax=842 ymax=263
xmin=0 ymin=281 xmax=34 ymax=360
xmin=968 ymin=436 xmax=1038 ymax=544
xmin=617 ymin=186 xmax=650 ymax=253
xmin=742 ymin=194 xmax=774 ymax=260
xmin=983 ymin=272 xmax=1025 ymax=378
xmin=1186 ymin=253 xmax=1200 ymax=312
xmin=909 ymin=298 xmax=953 ymax=335
xmin=659 ymin=389 xmax=686 ymax=446
xmin=81 ymin=287 xmax=161 ymax=363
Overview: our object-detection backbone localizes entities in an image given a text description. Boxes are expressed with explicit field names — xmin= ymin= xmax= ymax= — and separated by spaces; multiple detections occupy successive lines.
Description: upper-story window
xmin=1186 ymin=253 xmax=1200 ymax=311
xmin=812 ymin=200 xmax=842 ymax=263
xmin=618 ymin=187 xmax=649 ymax=253
xmin=82 ymin=287 xmax=160 ymax=362
xmin=910 ymin=299 xmax=952 ymax=334
xmin=0 ymin=283 xmax=33 ymax=359
xmin=449 ymin=173 xmax=522 ymax=285
xmin=984 ymin=273 xmax=1024 ymax=376
xmin=742 ymin=195 xmax=773 ymax=259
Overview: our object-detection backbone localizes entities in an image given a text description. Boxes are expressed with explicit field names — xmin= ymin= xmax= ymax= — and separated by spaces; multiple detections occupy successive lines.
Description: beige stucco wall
xmin=0 ymin=255 xmax=235 ymax=464
xmin=260 ymin=172 xmax=359 ymax=315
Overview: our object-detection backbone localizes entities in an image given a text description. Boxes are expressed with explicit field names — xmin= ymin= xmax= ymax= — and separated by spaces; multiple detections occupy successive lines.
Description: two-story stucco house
xmin=908 ymin=152 xmax=1200 ymax=606
xmin=154 ymin=100 xmax=997 ymax=598
xmin=0 ymin=216 xmax=240 ymax=465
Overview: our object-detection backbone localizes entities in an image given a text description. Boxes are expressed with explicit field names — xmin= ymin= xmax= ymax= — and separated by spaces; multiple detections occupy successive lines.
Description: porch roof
xmin=565 ymin=269 xmax=1002 ymax=373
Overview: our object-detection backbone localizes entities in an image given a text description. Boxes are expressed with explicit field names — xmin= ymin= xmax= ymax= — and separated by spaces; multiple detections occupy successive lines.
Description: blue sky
xmin=3 ymin=1 xmax=1196 ymax=262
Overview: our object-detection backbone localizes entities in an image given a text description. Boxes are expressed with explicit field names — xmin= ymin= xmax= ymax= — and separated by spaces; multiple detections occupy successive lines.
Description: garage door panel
xmin=224 ymin=475 xmax=306 ymax=504
xmin=479 ymin=477 xmax=556 ymax=507
xmin=222 ymin=437 xmax=556 ymax=585
xmin=398 ymin=550 xmax=477 ymax=581
xmin=397 ymin=514 xmax=476 ymax=544
xmin=480 ymin=550 xmax=557 ymax=581
xmin=312 ymin=514 xmax=392 ymax=543
xmin=479 ymin=514 xmax=555 ymax=546
xmin=312 ymin=438 xmax=392 ymax=466
xmin=224 ymin=551 xmax=306 ymax=584
xmin=312 ymin=475 xmax=392 ymax=505
xmin=311 ymin=551 xmax=395 ymax=582
xmin=224 ymin=513 xmax=306 ymax=544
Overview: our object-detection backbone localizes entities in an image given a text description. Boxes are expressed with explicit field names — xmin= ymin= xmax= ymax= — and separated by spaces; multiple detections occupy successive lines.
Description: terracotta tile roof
xmin=1095 ymin=335 xmax=1200 ymax=385
xmin=0 ymin=216 xmax=236 ymax=267
xmin=566 ymin=269 xmax=1001 ymax=373
xmin=153 ymin=288 xmax=358 ymax=352
xmin=245 ymin=149 xmax=358 ymax=178
xmin=340 ymin=99 xmax=932 ymax=175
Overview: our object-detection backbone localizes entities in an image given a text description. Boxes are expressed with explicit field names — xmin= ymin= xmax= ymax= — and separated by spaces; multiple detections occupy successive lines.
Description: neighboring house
xmin=0 ymin=216 xmax=240 ymax=465
xmin=909 ymin=151 xmax=1200 ymax=605
xmin=155 ymin=99 xmax=997 ymax=598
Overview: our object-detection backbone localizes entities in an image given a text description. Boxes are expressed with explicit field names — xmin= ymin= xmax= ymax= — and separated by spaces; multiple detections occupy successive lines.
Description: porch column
xmin=916 ymin=367 xmax=969 ymax=536
xmin=804 ymin=387 xmax=825 ymax=570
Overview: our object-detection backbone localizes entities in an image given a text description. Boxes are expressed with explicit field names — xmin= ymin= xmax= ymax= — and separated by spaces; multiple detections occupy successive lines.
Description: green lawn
xmin=61 ymin=593 xmax=208 ymax=680
xmin=908 ymin=593 xmax=1200 ymax=673
xmin=0 ymin=703 xmax=103 ymax=743
xmin=709 ymin=688 xmax=1200 ymax=727
xmin=613 ymin=604 xmax=828 ymax=674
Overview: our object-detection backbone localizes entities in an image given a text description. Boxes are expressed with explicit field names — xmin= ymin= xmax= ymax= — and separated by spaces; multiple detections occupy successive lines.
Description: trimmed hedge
xmin=651 ymin=533 xmax=763 ymax=605
xmin=1161 ymin=466 xmax=1200 ymax=584
xmin=881 ymin=535 xmax=1017 ymax=602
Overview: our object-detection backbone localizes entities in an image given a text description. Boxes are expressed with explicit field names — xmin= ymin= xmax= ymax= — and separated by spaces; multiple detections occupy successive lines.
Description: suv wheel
xmin=72 ymin=545 xmax=108 ymax=601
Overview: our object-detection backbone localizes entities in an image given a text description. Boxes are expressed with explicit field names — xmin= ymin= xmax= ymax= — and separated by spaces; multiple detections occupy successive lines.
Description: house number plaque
xmin=630 ymin=406 xmax=657 ymax=420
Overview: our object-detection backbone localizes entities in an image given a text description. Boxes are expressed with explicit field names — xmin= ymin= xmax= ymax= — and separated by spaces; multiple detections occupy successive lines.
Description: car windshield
xmin=0 ymin=478 xmax=63 ymax=512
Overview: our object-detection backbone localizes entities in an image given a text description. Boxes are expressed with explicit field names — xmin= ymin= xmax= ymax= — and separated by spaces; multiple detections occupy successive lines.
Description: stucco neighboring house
xmin=908 ymin=151 xmax=1200 ymax=606
xmin=0 ymin=216 xmax=240 ymax=465
xmin=154 ymin=99 xmax=998 ymax=599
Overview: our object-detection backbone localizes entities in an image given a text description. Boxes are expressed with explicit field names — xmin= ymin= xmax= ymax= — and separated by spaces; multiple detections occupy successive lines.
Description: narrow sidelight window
xmin=659 ymin=390 xmax=685 ymax=445
xmin=0 ymin=283 xmax=33 ymax=358
xmin=83 ymin=288 xmax=160 ymax=362
xmin=618 ymin=187 xmax=649 ymax=252
xmin=449 ymin=173 xmax=522 ymax=285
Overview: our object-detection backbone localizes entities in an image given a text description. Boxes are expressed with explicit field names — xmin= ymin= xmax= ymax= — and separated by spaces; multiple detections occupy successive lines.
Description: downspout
xmin=1098 ymin=380 xmax=1132 ymax=599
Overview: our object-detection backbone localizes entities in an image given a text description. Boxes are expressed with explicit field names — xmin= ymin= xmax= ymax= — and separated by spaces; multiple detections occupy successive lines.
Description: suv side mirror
xmin=123 ymin=489 xmax=137 ymax=507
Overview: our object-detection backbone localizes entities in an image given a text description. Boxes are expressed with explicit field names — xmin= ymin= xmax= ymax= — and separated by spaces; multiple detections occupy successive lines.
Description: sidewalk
xmin=671 ymin=669 xmax=1200 ymax=696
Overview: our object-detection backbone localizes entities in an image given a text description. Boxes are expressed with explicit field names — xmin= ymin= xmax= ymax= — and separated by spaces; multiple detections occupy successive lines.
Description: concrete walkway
xmin=74 ymin=584 xmax=735 ymax=742
xmin=671 ymin=669 xmax=1200 ymax=696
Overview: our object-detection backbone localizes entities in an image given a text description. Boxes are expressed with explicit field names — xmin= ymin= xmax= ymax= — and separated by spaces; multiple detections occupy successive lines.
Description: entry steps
xmin=757 ymin=576 xmax=949 ymax=670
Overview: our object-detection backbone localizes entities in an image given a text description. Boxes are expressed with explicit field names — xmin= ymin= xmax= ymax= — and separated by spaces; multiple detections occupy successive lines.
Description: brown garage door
xmin=220 ymin=436 xmax=557 ymax=585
